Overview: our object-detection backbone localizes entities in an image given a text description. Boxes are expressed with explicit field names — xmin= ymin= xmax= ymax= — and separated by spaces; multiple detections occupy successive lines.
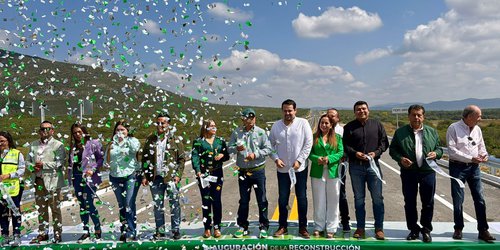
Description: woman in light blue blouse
xmin=104 ymin=120 xmax=141 ymax=242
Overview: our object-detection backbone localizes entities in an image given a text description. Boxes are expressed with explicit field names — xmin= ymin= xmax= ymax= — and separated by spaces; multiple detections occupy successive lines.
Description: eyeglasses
xmin=39 ymin=127 xmax=52 ymax=132
xmin=155 ymin=122 xmax=168 ymax=126
xmin=467 ymin=136 xmax=476 ymax=146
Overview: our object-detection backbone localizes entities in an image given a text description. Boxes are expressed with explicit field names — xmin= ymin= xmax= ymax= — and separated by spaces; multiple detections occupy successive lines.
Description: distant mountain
xmin=370 ymin=98 xmax=500 ymax=111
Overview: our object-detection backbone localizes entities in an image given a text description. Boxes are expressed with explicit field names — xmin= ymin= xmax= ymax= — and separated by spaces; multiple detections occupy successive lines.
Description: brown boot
xmin=202 ymin=229 xmax=211 ymax=238
xmin=213 ymin=229 xmax=222 ymax=238
xmin=298 ymin=228 xmax=310 ymax=239
xmin=353 ymin=228 xmax=365 ymax=239
xmin=273 ymin=227 xmax=288 ymax=237
xmin=375 ymin=229 xmax=385 ymax=240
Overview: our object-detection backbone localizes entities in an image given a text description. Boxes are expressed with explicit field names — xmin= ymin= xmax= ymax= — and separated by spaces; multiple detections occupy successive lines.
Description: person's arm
xmin=269 ymin=124 xmax=279 ymax=162
xmin=432 ymin=128 xmax=444 ymax=160
xmin=191 ymin=139 xmax=202 ymax=173
xmin=175 ymin=140 xmax=186 ymax=179
xmin=374 ymin=121 xmax=389 ymax=157
xmin=254 ymin=130 xmax=272 ymax=159
xmin=296 ymin=120 xmax=313 ymax=165
xmin=389 ymin=131 xmax=403 ymax=163
xmin=219 ymin=139 xmax=230 ymax=162
xmin=227 ymin=130 xmax=238 ymax=155
xmin=343 ymin=124 xmax=357 ymax=159
xmin=92 ymin=140 xmax=105 ymax=171
xmin=308 ymin=142 xmax=320 ymax=163
xmin=477 ymin=129 xmax=488 ymax=159
xmin=327 ymin=135 xmax=344 ymax=165
xmin=8 ymin=153 xmax=26 ymax=179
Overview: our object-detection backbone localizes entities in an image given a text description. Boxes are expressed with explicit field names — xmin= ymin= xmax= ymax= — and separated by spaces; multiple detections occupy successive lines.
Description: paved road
xmin=20 ymin=153 xmax=499 ymax=236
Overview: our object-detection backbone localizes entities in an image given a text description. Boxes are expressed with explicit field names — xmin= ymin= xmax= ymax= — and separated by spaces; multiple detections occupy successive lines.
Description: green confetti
xmin=246 ymin=21 xmax=252 ymax=26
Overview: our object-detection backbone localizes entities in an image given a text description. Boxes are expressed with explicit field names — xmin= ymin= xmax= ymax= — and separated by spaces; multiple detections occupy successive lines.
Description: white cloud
xmin=66 ymin=53 xmax=100 ymax=67
xmin=195 ymin=48 xmax=365 ymax=107
xmin=292 ymin=6 xmax=382 ymax=38
xmin=140 ymin=19 xmax=162 ymax=35
xmin=386 ymin=0 xmax=500 ymax=103
xmin=207 ymin=2 xmax=253 ymax=22
xmin=355 ymin=48 xmax=393 ymax=65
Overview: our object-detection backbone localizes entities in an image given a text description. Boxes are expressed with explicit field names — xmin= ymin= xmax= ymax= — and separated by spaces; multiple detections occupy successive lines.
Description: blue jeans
xmin=449 ymin=162 xmax=489 ymax=231
xmin=277 ymin=167 xmax=308 ymax=229
xmin=110 ymin=173 xmax=140 ymax=238
xmin=197 ymin=168 xmax=223 ymax=230
xmin=401 ymin=170 xmax=435 ymax=232
xmin=0 ymin=186 xmax=23 ymax=235
xmin=150 ymin=176 xmax=181 ymax=233
xmin=73 ymin=174 xmax=101 ymax=232
xmin=349 ymin=162 xmax=384 ymax=229
xmin=237 ymin=168 xmax=269 ymax=230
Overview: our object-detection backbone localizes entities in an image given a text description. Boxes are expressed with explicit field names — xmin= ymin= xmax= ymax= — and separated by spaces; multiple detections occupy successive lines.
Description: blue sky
xmin=1 ymin=0 xmax=499 ymax=108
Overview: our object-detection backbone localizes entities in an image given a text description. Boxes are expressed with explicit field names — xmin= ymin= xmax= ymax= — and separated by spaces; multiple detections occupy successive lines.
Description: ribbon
xmin=426 ymin=158 xmax=465 ymax=189
xmin=366 ymin=155 xmax=386 ymax=184
xmin=288 ymin=167 xmax=297 ymax=189
xmin=85 ymin=178 xmax=115 ymax=209
xmin=338 ymin=161 xmax=349 ymax=185
xmin=200 ymin=175 xmax=218 ymax=189
xmin=0 ymin=183 xmax=21 ymax=216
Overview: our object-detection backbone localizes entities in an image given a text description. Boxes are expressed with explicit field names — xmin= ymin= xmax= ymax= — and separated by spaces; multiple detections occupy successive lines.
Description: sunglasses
xmin=39 ymin=127 xmax=52 ymax=132
xmin=467 ymin=136 xmax=476 ymax=146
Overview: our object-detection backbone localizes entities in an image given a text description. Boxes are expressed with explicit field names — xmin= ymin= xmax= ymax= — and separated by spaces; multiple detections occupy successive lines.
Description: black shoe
xmin=95 ymin=231 xmax=102 ymax=240
xmin=421 ymin=231 xmax=432 ymax=243
xmin=52 ymin=233 xmax=62 ymax=244
xmin=77 ymin=233 xmax=91 ymax=242
xmin=153 ymin=232 xmax=166 ymax=240
xmin=452 ymin=229 xmax=462 ymax=240
xmin=342 ymin=223 xmax=351 ymax=233
xmin=478 ymin=230 xmax=496 ymax=243
xmin=119 ymin=233 xmax=126 ymax=242
xmin=172 ymin=231 xmax=181 ymax=240
xmin=30 ymin=234 xmax=49 ymax=244
xmin=406 ymin=231 xmax=419 ymax=240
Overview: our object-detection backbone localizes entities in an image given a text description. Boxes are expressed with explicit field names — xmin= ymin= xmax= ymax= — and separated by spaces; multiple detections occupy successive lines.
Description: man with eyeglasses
xmin=141 ymin=112 xmax=185 ymax=240
xmin=28 ymin=121 xmax=66 ymax=244
xmin=228 ymin=108 xmax=272 ymax=239
xmin=446 ymin=105 xmax=496 ymax=243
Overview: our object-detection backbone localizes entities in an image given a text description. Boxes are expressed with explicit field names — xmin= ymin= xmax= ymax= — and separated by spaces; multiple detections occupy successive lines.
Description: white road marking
xmin=379 ymin=160 xmax=477 ymax=223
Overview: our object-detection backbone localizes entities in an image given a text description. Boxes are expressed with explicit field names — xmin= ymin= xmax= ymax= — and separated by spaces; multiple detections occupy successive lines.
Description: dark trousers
xmin=73 ymin=174 xmax=101 ymax=232
xmin=449 ymin=162 xmax=489 ymax=232
xmin=0 ymin=186 xmax=23 ymax=236
xmin=197 ymin=168 xmax=224 ymax=230
xmin=401 ymin=170 xmax=435 ymax=232
xmin=339 ymin=163 xmax=350 ymax=226
xmin=277 ymin=167 xmax=308 ymax=229
xmin=237 ymin=168 xmax=269 ymax=230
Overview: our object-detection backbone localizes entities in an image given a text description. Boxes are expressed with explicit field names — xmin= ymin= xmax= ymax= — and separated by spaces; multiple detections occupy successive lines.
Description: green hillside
xmin=0 ymin=49 xmax=305 ymax=147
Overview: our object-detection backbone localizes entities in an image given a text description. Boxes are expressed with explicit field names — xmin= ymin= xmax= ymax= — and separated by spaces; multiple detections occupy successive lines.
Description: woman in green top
xmin=191 ymin=119 xmax=229 ymax=238
xmin=104 ymin=120 xmax=141 ymax=242
xmin=309 ymin=114 xmax=343 ymax=238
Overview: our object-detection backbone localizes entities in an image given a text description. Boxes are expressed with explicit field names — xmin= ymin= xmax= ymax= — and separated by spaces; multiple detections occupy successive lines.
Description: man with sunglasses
xmin=28 ymin=121 xmax=66 ymax=244
xmin=446 ymin=105 xmax=496 ymax=243
xmin=228 ymin=108 xmax=272 ymax=239
xmin=141 ymin=112 xmax=185 ymax=240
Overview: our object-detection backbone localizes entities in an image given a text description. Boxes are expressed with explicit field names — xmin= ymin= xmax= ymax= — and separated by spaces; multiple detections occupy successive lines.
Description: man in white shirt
xmin=269 ymin=99 xmax=313 ymax=238
xmin=446 ymin=105 xmax=496 ymax=243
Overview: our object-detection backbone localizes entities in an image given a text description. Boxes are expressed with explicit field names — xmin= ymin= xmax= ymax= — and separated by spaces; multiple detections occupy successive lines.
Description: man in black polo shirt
xmin=343 ymin=101 xmax=389 ymax=240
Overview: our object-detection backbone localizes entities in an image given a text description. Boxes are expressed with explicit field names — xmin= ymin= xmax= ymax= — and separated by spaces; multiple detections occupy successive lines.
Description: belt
xmin=239 ymin=164 xmax=265 ymax=173
xmin=349 ymin=159 xmax=370 ymax=166
xmin=449 ymin=159 xmax=478 ymax=167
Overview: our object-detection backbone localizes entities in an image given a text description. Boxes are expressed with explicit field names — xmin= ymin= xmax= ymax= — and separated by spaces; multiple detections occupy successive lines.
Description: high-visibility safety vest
xmin=0 ymin=149 xmax=21 ymax=196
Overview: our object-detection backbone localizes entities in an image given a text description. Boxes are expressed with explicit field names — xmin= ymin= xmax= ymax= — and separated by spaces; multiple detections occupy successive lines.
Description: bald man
xmin=446 ymin=105 xmax=496 ymax=243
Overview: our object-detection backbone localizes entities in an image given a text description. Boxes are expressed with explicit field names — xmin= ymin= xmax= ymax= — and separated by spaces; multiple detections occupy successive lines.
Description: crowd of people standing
xmin=0 ymin=99 xmax=496 ymax=246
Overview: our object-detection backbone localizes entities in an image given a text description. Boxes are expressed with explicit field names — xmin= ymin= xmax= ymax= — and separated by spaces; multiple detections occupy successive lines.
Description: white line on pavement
xmin=379 ymin=160 xmax=477 ymax=223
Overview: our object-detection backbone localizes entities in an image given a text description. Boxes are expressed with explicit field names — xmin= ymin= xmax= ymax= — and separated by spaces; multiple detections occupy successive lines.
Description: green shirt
xmin=191 ymin=136 xmax=230 ymax=173
xmin=309 ymin=134 xmax=343 ymax=179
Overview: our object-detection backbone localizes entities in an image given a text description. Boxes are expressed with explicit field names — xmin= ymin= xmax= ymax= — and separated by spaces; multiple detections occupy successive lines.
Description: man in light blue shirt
xmin=229 ymin=108 xmax=272 ymax=239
